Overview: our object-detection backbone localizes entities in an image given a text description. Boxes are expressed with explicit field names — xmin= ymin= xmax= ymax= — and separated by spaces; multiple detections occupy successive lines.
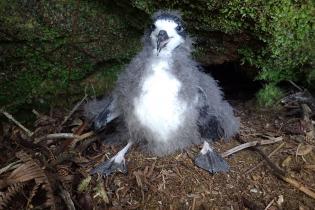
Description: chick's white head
xmin=149 ymin=13 xmax=186 ymax=55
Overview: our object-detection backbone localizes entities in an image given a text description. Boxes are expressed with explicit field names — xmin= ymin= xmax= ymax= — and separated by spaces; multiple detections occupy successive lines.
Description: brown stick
xmin=70 ymin=131 xmax=95 ymax=148
xmin=34 ymin=133 xmax=78 ymax=143
xmin=0 ymin=161 xmax=22 ymax=175
xmin=236 ymin=135 xmax=286 ymax=176
xmin=61 ymin=94 xmax=87 ymax=126
xmin=287 ymin=80 xmax=303 ymax=91
xmin=264 ymin=199 xmax=275 ymax=210
xmin=77 ymin=131 xmax=94 ymax=140
xmin=244 ymin=142 xmax=286 ymax=174
xmin=237 ymin=135 xmax=315 ymax=200
xmin=1 ymin=111 xmax=34 ymax=137
xmin=280 ymin=176 xmax=315 ymax=200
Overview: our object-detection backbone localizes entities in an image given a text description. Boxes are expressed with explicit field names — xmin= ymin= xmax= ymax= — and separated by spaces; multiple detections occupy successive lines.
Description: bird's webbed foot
xmin=194 ymin=141 xmax=229 ymax=173
xmin=90 ymin=142 xmax=132 ymax=176
xmin=90 ymin=157 xmax=127 ymax=176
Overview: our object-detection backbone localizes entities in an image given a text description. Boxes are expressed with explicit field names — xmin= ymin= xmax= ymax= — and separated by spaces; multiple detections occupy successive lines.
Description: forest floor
xmin=1 ymin=99 xmax=315 ymax=210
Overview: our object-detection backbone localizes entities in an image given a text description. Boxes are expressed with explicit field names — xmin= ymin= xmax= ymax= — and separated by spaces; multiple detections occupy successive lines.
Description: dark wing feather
xmin=197 ymin=87 xmax=224 ymax=140
xmin=89 ymin=96 xmax=121 ymax=130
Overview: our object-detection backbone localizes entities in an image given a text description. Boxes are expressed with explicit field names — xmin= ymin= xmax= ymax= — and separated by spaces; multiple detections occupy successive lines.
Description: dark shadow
xmin=202 ymin=62 xmax=262 ymax=101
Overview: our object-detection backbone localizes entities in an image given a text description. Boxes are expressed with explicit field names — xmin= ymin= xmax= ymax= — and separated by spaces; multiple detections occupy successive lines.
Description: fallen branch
xmin=287 ymin=80 xmax=303 ymax=91
xmin=244 ymin=142 xmax=286 ymax=174
xmin=77 ymin=131 xmax=94 ymax=141
xmin=34 ymin=133 xmax=78 ymax=143
xmin=70 ymin=131 xmax=95 ymax=148
xmin=0 ymin=161 xmax=22 ymax=175
xmin=1 ymin=111 xmax=34 ymax=137
xmin=61 ymin=94 xmax=87 ymax=126
xmin=221 ymin=137 xmax=283 ymax=158
xmin=280 ymin=176 xmax=315 ymax=200
xmin=236 ymin=135 xmax=286 ymax=176
xmin=34 ymin=131 xmax=93 ymax=144
xmin=236 ymin=135 xmax=315 ymax=200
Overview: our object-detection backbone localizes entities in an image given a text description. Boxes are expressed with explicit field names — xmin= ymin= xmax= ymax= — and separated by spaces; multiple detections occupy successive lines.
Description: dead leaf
xmin=296 ymin=144 xmax=313 ymax=156
xmin=93 ymin=181 xmax=109 ymax=204
xmin=281 ymin=156 xmax=292 ymax=168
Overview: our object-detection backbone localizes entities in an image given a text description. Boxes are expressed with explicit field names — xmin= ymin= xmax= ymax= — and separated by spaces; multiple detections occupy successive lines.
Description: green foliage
xmin=256 ymin=84 xmax=284 ymax=107
xmin=233 ymin=0 xmax=314 ymax=85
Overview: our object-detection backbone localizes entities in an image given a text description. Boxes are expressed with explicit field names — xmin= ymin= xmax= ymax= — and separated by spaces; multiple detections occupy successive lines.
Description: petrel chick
xmin=85 ymin=10 xmax=239 ymax=176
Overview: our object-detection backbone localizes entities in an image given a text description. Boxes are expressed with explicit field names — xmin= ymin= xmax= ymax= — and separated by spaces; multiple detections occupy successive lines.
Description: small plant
xmin=256 ymin=83 xmax=284 ymax=107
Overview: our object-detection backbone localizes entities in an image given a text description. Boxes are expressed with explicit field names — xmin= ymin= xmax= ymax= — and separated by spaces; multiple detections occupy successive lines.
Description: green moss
xmin=81 ymin=64 xmax=123 ymax=96
xmin=0 ymin=0 xmax=141 ymax=111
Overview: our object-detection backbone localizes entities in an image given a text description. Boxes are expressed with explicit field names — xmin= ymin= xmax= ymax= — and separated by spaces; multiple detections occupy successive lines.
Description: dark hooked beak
xmin=157 ymin=30 xmax=169 ymax=53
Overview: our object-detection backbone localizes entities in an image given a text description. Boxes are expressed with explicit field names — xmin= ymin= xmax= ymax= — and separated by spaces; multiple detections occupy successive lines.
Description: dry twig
xmin=287 ymin=80 xmax=303 ymax=91
xmin=34 ymin=131 xmax=94 ymax=144
xmin=236 ymin=135 xmax=315 ymax=200
xmin=61 ymin=94 xmax=87 ymax=126
xmin=0 ymin=160 xmax=22 ymax=175
xmin=1 ymin=111 xmax=34 ymax=137
xmin=244 ymin=142 xmax=286 ymax=174
xmin=34 ymin=133 xmax=78 ymax=143
xmin=221 ymin=137 xmax=283 ymax=157
xmin=280 ymin=176 xmax=315 ymax=200
xmin=264 ymin=198 xmax=275 ymax=210
xmin=70 ymin=131 xmax=95 ymax=148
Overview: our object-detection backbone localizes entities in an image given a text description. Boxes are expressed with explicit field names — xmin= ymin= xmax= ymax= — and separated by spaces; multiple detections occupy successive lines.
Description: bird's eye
xmin=150 ymin=24 xmax=156 ymax=31
xmin=175 ymin=25 xmax=183 ymax=32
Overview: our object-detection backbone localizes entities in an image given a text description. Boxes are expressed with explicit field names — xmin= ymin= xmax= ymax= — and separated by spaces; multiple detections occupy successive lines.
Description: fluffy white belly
xmin=134 ymin=60 xmax=187 ymax=141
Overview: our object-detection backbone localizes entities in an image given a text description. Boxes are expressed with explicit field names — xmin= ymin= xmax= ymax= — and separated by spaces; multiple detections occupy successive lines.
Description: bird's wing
xmin=197 ymin=86 xmax=224 ymax=140
xmin=92 ymin=96 xmax=121 ymax=130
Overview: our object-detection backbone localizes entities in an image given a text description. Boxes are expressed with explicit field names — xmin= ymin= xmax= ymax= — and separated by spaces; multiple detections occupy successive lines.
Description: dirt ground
xmin=1 ymin=100 xmax=315 ymax=210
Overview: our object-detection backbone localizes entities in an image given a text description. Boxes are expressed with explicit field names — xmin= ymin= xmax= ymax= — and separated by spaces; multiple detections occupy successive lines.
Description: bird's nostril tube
xmin=158 ymin=30 xmax=169 ymax=41
xmin=156 ymin=30 xmax=170 ymax=53
xmin=158 ymin=30 xmax=167 ymax=36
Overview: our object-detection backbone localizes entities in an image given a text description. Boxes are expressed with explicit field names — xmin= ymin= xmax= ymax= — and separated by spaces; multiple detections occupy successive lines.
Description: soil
xmin=1 ymin=100 xmax=315 ymax=210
